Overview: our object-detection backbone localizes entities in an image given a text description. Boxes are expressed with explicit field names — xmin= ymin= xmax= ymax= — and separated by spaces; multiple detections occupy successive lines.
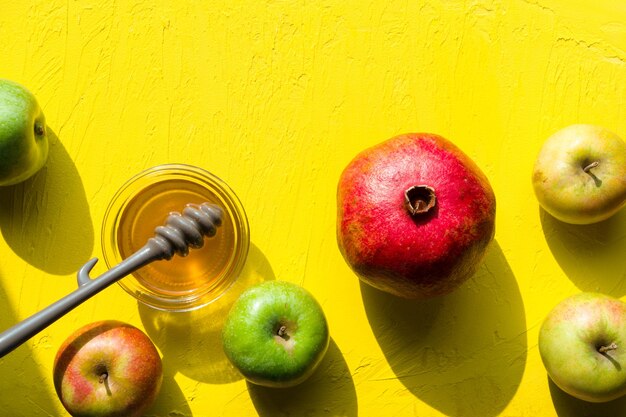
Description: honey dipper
xmin=0 ymin=202 xmax=223 ymax=357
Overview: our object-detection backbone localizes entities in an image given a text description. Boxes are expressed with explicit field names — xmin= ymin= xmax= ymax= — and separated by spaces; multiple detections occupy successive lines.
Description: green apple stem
xmin=599 ymin=342 xmax=618 ymax=353
xmin=405 ymin=185 xmax=436 ymax=216
xmin=583 ymin=161 xmax=599 ymax=173
xmin=277 ymin=325 xmax=288 ymax=339
xmin=34 ymin=121 xmax=45 ymax=137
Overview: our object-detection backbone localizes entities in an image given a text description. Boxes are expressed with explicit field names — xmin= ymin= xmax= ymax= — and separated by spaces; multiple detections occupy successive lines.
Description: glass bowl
xmin=101 ymin=164 xmax=249 ymax=312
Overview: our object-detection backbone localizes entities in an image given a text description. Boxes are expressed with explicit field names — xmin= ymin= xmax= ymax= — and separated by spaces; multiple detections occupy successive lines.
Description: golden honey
xmin=102 ymin=165 xmax=249 ymax=311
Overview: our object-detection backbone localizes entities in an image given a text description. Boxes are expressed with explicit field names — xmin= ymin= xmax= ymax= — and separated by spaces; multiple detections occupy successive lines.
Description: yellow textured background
xmin=1 ymin=1 xmax=626 ymax=416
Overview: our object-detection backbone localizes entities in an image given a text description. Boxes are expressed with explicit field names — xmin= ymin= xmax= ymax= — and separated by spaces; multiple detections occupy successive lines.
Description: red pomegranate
xmin=337 ymin=133 xmax=496 ymax=298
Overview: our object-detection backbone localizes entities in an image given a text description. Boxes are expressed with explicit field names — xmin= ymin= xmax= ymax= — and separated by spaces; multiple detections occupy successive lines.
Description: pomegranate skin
xmin=337 ymin=133 xmax=496 ymax=298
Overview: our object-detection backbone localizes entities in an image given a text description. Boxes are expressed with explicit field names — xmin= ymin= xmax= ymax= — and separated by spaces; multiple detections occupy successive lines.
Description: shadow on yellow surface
xmin=0 ymin=129 xmax=93 ymax=275
xmin=0 ymin=272 xmax=58 ymax=416
xmin=548 ymin=377 xmax=626 ymax=417
xmin=144 ymin=374 xmax=193 ymax=417
xmin=248 ymin=338 xmax=357 ymax=417
xmin=139 ymin=243 xmax=275 ymax=385
xmin=361 ymin=241 xmax=526 ymax=417
xmin=541 ymin=207 xmax=626 ymax=296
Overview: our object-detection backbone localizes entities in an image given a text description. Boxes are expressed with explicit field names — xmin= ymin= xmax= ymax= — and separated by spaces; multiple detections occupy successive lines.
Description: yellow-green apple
xmin=53 ymin=320 xmax=162 ymax=417
xmin=222 ymin=281 xmax=329 ymax=388
xmin=0 ymin=79 xmax=48 ymax=186
xmin=539 ymin=292 xmax=626 ymax=402
xmin=337 ymin=133 xmax=496 ymax=298
xmin=532 ymin=124 xmax=626 ymax=224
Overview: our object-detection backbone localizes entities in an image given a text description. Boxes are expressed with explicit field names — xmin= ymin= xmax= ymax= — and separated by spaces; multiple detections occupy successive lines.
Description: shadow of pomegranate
xmin=548 ymin=377 xmax=626 ymax=417
xmin=139 ymin=243 xmax=275 ymax=385
xmin=361 ymin=240 xmax=526 ymax=417
xmin=0 ymin=129 xmax=94 ymax=275
xmin=540 ymin=207 xmax=626 ymax=297
xmin=248 ymin=339 xmax=357 ymax=417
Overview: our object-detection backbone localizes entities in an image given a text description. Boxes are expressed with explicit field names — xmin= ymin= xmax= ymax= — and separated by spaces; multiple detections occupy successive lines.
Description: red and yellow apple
xmin=53 ymin=320 xmax=163 ymax=417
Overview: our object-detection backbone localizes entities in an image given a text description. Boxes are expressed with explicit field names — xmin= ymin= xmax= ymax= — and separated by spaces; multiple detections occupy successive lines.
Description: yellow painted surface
xmin=1 ymin=1 xmax=626 ymax=416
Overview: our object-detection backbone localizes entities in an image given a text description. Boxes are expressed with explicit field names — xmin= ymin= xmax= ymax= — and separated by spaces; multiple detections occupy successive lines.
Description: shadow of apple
xmin=540 ymin=207 xmax=626 ymax=296
xmin=548 ymin=376 xmax=626 ymax=417
xmin=144 ymin=374 xmax=193 ymax=417
xmin=0 ymin=128 xmax=94 ymax=275
xmin=361 ymin=240 xmax=526 ymax=417
xmin=247 ymin=338 xmax=358 ymax=417
xmin=140 ymin=243 xmax=275 ymax=385
xmin=0 ymin=271 xmax=59 ymax=415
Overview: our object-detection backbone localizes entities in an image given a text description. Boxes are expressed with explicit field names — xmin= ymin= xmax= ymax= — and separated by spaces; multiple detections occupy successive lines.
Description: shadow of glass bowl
xmin=139 ymin=243 xmax=275 ymax=384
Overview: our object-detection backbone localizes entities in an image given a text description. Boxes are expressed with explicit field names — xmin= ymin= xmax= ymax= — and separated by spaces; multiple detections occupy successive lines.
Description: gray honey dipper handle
xmin=0 ymin=202 xmax=223 ymax=358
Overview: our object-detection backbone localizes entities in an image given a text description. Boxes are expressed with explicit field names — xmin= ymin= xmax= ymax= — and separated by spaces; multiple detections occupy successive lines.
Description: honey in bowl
xmin=102 ymin=164 xmax=249 ymax=312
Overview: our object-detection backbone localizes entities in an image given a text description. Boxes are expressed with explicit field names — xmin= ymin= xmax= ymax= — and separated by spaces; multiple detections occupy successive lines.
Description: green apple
xmin=222 ymin=280 xmax=329 ymax=388
xmin=532 ymin=124 xmax=626 ymax=224
xmin=0 ymin=79 xmax=48 ymax=186
xmin=53 ymin=320 xmax=163 ymax=417
xmin=539 ymin=292 xmax=626 ymax=402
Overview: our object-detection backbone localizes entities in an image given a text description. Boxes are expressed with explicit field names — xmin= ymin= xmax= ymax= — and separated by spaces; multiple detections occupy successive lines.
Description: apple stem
xmin=599 ymin=343 xmax=618 ymax=353
xmin=99 ymin=372 xmax=108 ymax=384
xmin=405 ymin=185 xmax=436 ymax=216
xmin=583 ymin=161 xmax=599 ymax=173
xmin=34 ymin=122 xmax=45 ymax=137
xmin=277 ymin=325 xmax=287 ymax=338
